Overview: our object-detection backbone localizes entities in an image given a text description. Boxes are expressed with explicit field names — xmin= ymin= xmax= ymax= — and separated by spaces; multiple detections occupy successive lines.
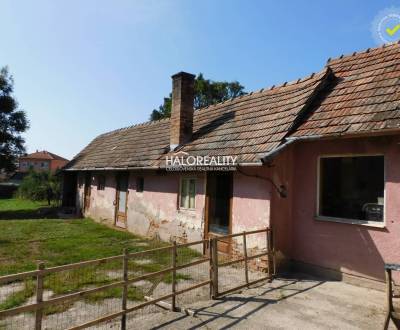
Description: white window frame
xmin=316 ymin=153 xmax=386 ymax=228
xmin=179 ymin=177 xmax=196 ymax=210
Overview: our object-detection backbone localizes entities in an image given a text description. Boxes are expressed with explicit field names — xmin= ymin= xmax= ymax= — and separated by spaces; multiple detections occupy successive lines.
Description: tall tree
xmin=0 ymin=67 xmax=29 ymax=172
xmin=150 ymin=73 xmax=246 ymax=120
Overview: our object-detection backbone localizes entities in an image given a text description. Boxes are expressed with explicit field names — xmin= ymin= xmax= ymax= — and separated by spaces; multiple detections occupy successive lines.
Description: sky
xmin=1 ymin=0 xmax=399 ymax=159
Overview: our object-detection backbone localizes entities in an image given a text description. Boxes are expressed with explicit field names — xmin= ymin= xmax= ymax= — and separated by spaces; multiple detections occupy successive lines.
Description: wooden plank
xmin=0 ymin=280 xmax=126 ymax=318
xmin=218 ymin=251 xmax=271 ymax=268
xmin=171 ymin=241 xmax=177 ymax=312
xmin=216 ymin=228 xmax=268 ymax=240
xmin=35 ymin=262 xmax=45 ymax=330
xmin=266 ymin=230 xmax=273 ymax=276
xmin=243 ymin=232 xmax=249 ymax=286
xmin=177 ymin=239 xmax=208 ymax=248
xmin=175 ymin=258 xmax=210 ymax=271
xmin=0 ymin=270 xmax=40 ymax=284
xmin=217 ymin=275 xmax=272 ymax=297
xmin=69 ymin=281 xmax=212 ymax=330
xmin=121 ymin=248 xmax=128 ymax=330
xmin=40 ymin=255 xmax=123 ymax=275
xmin=211 ymin=238 xmax=218 ymax=298
xmin=127 ymin=245 xmax=173 ymax=258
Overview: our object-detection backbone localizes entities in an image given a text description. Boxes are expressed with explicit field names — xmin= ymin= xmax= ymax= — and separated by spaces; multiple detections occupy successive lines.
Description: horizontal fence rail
xmin=0 ymin=227 xmax=274 ymax=329
xmin=212 ymin=228 xmax=275 ymax=298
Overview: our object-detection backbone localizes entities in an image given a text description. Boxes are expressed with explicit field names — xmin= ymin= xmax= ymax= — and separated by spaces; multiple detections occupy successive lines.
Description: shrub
xmin=17 ymin=170 xmax=61 ymax=203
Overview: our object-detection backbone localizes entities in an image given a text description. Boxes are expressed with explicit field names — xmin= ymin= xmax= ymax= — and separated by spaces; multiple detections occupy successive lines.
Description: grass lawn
xmin=0 ymin=198 xmax=58 ymax=220
xmin=0 ymin=198 xmax=198 ymax=313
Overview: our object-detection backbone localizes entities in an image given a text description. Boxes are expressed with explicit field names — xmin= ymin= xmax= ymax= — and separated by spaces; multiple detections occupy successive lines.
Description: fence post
xmin=171 ymin=241 xmax=177 ymax=311
xmin=121 ymin=248 xmax=128 ymax=330
xmin=267 ymin=229 xmax=272 ymax=279
xmin=271 ymin=228 xmax=276 ymax=276
xmin=208 ymin=239 xmax=212 ymax=299
xmin=211 ymin=238 xmax=219 ymax=299
xmin=243 ymin=232 xmax=249 ymax=286
xmin=35 ymin=262 xmax=45 ymax=330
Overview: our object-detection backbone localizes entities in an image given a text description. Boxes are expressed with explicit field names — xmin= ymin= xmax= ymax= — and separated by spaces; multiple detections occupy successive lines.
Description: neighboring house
xmin=64 ymin=43 xmax=400 ymax=287
xmin=19 ymin=150 xmax=69 ymax=173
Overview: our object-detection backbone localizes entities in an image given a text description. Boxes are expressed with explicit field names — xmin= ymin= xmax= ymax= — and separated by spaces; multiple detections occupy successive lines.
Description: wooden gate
xmin=210 ymin=228 xmax=275 ymax=298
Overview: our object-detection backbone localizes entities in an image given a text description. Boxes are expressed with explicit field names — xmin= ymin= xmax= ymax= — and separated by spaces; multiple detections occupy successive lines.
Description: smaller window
xmin=136 ymin=177 xmax=144 ymax=193
xmin=180 ymin=178 xmax=196 ymax=209
xmin=97 ymin=175 xmax=106 ymax=190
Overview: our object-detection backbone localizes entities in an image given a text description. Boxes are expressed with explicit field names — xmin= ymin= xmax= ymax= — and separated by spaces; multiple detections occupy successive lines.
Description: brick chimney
xmin=170 ymin=72 xmax=195 ymax=151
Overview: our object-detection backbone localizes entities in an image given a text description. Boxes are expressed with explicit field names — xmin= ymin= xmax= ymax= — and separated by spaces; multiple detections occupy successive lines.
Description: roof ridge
xmin=326 ymin=41 xmax=400 ymax=64
xmin=99 ymin=117 xmax=170 ymax=138
xmin=195 ymin=68 xmax=329 ymax=115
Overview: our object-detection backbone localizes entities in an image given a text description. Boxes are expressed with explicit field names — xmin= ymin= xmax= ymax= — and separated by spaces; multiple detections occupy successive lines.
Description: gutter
xmin=259 ymin=135 xmax=323 ymax=162
xmin=63 ymin=166 xmax=160 ymax=172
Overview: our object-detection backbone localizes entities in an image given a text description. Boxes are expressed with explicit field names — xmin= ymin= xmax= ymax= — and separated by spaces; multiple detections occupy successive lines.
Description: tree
xmin=150 ymin=73 xmax=246 ymax=120
xmin=0 ymin=67 xmax=29 ymax=172
xmin=17 ymin=170 xmax=61 ymax=204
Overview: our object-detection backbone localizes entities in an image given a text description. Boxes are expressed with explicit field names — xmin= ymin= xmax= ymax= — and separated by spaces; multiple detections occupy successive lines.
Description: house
xmin=63 ymin=43 xmax=400 ymax=287
xmin=19 ymin=150 xmax=69 ymax=173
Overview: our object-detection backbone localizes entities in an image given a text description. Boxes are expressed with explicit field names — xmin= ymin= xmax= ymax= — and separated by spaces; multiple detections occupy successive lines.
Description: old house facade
xmin=64 ymin=43 xmax=400 ymax=287
xmin=19 ymin=150 xmax=69 ymax=173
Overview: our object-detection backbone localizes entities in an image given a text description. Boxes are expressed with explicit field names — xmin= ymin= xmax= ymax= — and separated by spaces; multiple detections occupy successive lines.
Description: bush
xmin=17 ymin=170 xmax=61 ymax=203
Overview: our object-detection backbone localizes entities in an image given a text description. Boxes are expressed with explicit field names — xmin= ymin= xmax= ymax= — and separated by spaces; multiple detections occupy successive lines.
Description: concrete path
xmin=125 ymin=274 xmax=396 ymax=330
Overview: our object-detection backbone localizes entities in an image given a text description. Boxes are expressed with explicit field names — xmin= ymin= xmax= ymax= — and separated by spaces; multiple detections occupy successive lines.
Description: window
xmin=180 ymin=178 xmax=196 ymax=209
xmin=318 ymin=155 xmax=384 ymax=223
xmin=97 ymin=175 xmax=106 ymax=190
xmin=136 ymin=177 xmax=144 ymax=193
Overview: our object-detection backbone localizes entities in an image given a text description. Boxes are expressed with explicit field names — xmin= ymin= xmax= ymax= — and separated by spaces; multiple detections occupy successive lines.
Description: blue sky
xmin=0 ymin=0 xmax=398 ymax=159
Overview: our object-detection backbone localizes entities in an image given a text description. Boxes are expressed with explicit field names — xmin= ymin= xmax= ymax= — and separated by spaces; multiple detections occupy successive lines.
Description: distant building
xmin=19 ymin=150 xmax=69 ymax=173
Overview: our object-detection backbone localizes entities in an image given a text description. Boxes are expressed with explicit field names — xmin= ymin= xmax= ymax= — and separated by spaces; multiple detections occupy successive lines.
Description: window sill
xmin=315 ymin=216 xmax=386 ymax=229
xmin=178 ymin=208 xmax=196 ymax=214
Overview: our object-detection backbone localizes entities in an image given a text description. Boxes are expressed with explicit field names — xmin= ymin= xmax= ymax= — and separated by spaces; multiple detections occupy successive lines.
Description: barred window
xmin=97 ymin=175 xmax=106 ymax=190
xmin=180 ymin=178 xmax=196 ymax=209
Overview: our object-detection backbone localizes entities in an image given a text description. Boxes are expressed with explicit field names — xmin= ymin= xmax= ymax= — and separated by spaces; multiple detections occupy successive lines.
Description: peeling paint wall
xmin=126 ymin=172 xmax=206 ymax=244
xmin=76 ymin=169 xmax=273 ymax=253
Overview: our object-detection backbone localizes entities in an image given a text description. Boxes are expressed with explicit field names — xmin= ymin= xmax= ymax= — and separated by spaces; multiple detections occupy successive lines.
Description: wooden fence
xmin=0 ymin=228 xmax=274 ymax=329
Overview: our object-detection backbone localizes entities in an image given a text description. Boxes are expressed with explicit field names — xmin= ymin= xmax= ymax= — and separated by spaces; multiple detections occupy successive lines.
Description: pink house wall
xmin=290 ymin=135 xmax=400 ymax=282
xmin=76 ymin=170 xmax=272 ymax=250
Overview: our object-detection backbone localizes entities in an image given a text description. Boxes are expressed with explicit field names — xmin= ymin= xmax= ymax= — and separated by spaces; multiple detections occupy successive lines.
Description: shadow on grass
xmin=0 ymin=206 xmax=60 ymax=220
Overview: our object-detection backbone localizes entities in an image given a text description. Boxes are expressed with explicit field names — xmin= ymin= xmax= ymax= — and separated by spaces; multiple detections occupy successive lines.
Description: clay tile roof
xmin=292 ymin=42 xmax=400 ymax=138
xmin=21 ymin=151 xmax=68 ymax=161
xmin=65 ymin=43 xmax=400 ymax=170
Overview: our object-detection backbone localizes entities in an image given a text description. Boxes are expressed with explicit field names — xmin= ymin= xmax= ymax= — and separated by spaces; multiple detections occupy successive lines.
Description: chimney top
xmin=170 ymin=71 xmax=195 ymax=151
xmin=171 ymin=71 xmax=196 ymax=79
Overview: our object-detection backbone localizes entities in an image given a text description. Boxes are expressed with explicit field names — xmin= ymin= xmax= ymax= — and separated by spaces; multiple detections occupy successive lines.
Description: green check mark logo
xmin=386 ymin=24 xmax=400 ymax=36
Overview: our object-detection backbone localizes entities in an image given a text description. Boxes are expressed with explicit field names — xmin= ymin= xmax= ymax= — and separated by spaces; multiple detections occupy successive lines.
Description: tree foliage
xmin=0 ymin=67 xmax=29 ymax=172
xmin=150 ymin=73 xmax=246 ymax=120
xmin=17 ymin=170 xmax=61 ymax=203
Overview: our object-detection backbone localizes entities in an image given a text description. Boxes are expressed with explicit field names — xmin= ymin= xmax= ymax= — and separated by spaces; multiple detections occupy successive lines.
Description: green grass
xmin=0 ymin=198 xmax=48 ymax=211
xmin=0 ymin=198 xmax=58 ymax=220
xmin=0 ymin=198 xmax=200 ymax=312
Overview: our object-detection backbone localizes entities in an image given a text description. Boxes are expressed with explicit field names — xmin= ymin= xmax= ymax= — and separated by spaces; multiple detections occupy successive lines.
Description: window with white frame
xmin=180 ymin=178 xmax=196 ymax=209
xmin=318 ymin=155 xmax=384 ymax=222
